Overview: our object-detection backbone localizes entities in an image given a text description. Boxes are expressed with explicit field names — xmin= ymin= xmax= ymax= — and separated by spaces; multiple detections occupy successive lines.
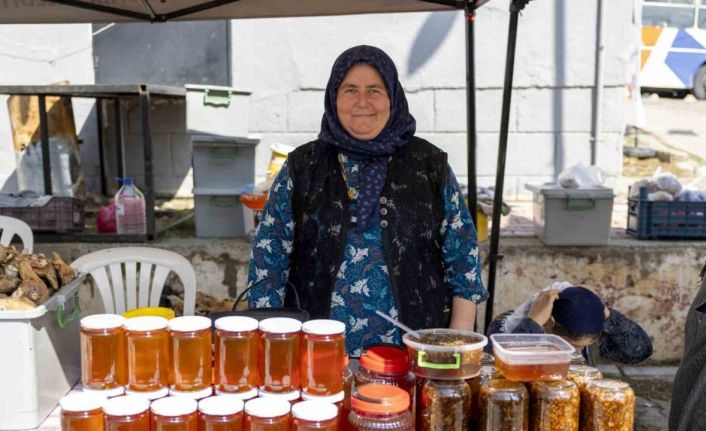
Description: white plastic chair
xmin=0 ymin=215 xmax=33 ymax=253
xmin=71 ymin=247 xmax=196 ymax=316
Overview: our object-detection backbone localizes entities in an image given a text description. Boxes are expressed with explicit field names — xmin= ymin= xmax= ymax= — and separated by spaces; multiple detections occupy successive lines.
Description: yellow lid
xmin=123 ymin=307 xmax=176 ymax=320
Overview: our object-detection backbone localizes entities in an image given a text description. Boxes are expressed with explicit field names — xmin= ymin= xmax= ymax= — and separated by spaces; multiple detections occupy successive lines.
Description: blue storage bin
xmin=627 ymin=187 xmax=706 ymax=239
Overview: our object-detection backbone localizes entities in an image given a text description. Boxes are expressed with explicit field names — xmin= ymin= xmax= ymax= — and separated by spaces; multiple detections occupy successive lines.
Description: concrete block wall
xmin=232 ymin=1 xmax=636 ymax=199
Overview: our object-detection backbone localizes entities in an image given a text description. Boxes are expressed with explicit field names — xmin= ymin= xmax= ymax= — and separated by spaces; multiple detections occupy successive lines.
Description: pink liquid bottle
xmin=115 ymin=178 xmax=146 ymax=235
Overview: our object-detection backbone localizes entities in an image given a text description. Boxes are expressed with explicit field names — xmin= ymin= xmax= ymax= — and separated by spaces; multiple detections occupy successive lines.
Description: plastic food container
xmin=402 ymin=329 xmax=487 ymax=380
xmin=417 ymin=379 xmax=471 ymax=431
xmin=103 ymin=395 xmax=150 ymax=431
xmin=355 ymin=344 xmax=415 ymax=405
xmin=490 ymin=334 xmax=574 ymax=381
xmin=529 ymin=380 xmax=580 ymax=431
xmin=300 ymin=319 xmax=347 ymax=396
xmin=581 ymin=379 xmax=635 ymax=431
xmin=479 ymin=379 xmax=528 ymax=431
xmin=349 ymin=384 xmax=414 ymax=431
xmin=198 ymin=395 xmax=244 ymax=431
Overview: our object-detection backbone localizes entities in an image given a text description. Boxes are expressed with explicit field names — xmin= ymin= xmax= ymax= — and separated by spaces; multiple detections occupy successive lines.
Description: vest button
xmin=380 ymin=208 xmax=388 ymax=216
xmin=379 ymin=197 xmax=388 ymax=205
xmin=380 ymin=220 xmax=389 ymax=228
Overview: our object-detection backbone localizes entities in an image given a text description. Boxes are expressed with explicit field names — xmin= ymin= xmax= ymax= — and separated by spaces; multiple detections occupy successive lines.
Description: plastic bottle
xmin=348 ymin=384 xmax=414 ymax=431
xmin=115 ymin=178 xmax=146 ymax=235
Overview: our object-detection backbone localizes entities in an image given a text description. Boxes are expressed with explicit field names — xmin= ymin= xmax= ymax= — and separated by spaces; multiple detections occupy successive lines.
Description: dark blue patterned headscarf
xmin=318 ymin=45 xmax=416 ymax=232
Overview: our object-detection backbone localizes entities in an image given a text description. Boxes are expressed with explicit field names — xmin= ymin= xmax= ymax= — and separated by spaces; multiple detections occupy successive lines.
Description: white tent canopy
xmin=0 ymin=0 xmax=487 ymax=24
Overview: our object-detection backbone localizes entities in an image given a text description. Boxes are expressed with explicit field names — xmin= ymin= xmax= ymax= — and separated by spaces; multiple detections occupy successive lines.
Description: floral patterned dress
xmin=248 ymin=156 xmax=487 ymax=356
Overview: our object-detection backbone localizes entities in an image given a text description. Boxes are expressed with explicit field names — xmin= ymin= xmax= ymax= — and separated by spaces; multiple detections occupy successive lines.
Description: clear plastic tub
xmin=490 ymin=334 xmax=574 ymax=382
xmin=529 ymin=380 xmax=580 ymax=431
xmin=402 ymin=329 xmax=487 ymax=380
xmin=417 ymin=379 xmax=471 ymax=431
xmin=581 ymin=379 xmax=635 ymax=431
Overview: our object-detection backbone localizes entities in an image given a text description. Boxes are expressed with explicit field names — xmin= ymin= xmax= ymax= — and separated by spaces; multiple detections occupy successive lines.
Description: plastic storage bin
xmin=402 ymin=329 xmax=487 ymax=380
xmin=627 ymin=186 xmax=706 ymax=239
xmin=0 ymin=277 xmax=82 ymax=430
xmin=191 ymin=134 xmax=259 ymax=191
xmin=194 ymin=191 xmax=252 ymax=238
xmin=186 ymin=85 xmax=251 ymax=137
xmin=525 ymin=184 xmax=615 ymax=246
xmin=490 ymin=334 xmax=574 ymax=382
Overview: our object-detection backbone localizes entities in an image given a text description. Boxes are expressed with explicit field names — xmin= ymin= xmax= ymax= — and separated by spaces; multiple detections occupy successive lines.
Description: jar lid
xmin=292 ymin=400 xmax=338 ymax=422
xmin=360 ymin=344 xmax=410 ymax=375
xmin=259 ymin=317 xmax=302 ymax=334
xmin=124 ymin=316 xmax=168 ymax=332
xmin=302 ymin=319 xmax=346 ymax=335
xmin=60 ymin=392 xmax=105 ymax=412
xmin=244 ymin=397 xmax=291 ymax=418
xmin=168 ymin=316 xmax=212 ymax=332
xmin=352 ymin=384 xmax=409 ymax=414
xmin=199 ymin=396 xmax=244 ymax=416
xmin=301 ymin=391 xmax=345 ymax=403
xmin=102 ymin=396 xmax=150 ymax=416
xmin=169 ymin=386 xmax=214 ymax=400
xmin=569 ymin=365 xmax=601 ymax=375
xmin=151 ymin=396 xmax=198 ymax=417
xmin=258 ymin=388 xmax=300 ymax=401
xmin=125 ymin=387 xmax=169 ymax=400
xmin=81 ymin=314 xmax=126 ymax=330
xmin=589 ymin=379 xmax=631 ymax=391
xmin=216 ymin=388 xmax=259 ymax=400
xmin=215 ymin=316 xmax=259 ymax=332
xmin=83 ymin=386 xmax=125 ymax=398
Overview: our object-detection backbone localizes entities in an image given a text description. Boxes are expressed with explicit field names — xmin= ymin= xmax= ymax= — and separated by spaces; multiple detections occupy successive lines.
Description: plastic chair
xmin=0 ymin=215 xmax=34 ymax=253
xmin=71 ymin=247 xmax=196 ymax=316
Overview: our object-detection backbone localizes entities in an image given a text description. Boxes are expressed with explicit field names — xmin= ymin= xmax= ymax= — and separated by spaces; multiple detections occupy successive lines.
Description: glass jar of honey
xmin=301 ymin=319 xmax=346 ymax=396
xmin=292 ymin=400 xmax=339 ymax=431
xmin=301 ymin=391 xmax=345 ymax=431
xmin=168 ymin=316 xmax=213 ymax=392
xmin=215 ymin=316 xmax=259 ymax=394
xmin=81 ymin=314 xmax=127 ymax=392
xmin=103 ymin=395 xmax=150 ymax=431
xmin=151 ymin=396 xmax=198 ymax=431
xmin=60 ymin=392 xmax=105 ymax=431
xmin=355 ymin=344 xmax=415 ymax=406
xmin=125 ymin=316 xmax=170 ymax=393
xmin=581 ymin=379 xmax=635 ymax=431
xmin=198 ymin=395 xmax=244 ymax=431
xmin=349 ymin=384 xmax=414 ymax=431
xmin=243 ymin=397 xmax=291 ymax=431
xmin=258 ymin=317 xmax=302 ymax=393
xmin=479 ymin=379 xmax=528 ymax=431
xmin=529 ymin=380 xmax=580 ymax=431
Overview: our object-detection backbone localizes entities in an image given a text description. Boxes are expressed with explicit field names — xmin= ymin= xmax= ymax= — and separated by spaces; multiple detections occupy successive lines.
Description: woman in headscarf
xmin=247 ymin=45 xmax=487 ymax=356
xmin=486 ymin=283 xmax=653 ymax=364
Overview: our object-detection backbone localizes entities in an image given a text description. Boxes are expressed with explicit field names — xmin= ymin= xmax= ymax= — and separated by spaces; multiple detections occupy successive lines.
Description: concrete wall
xmin=0 ymin=24 xmax=97 ymax=194
xmin=232 ymin=1 xmax=636 ymax=198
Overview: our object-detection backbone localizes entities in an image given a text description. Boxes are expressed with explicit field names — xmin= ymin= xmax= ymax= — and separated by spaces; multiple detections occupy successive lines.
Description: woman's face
xmin=336 ymin=63 xmax=391 ymax=141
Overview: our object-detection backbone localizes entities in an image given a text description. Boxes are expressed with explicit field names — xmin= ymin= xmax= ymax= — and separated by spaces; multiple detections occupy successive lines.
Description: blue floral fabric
xmin=248 ymin=158 xmax=487 ymax=356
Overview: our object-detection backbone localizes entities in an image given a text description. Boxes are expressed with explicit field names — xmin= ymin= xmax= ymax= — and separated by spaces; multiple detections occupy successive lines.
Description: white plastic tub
xmin=490 ymin=334 xmax=574 ymax=382
xmin=186 ymin=85 xmax=251 ymax=137
xmin=0 ymin=277 xmax=83 ymax=430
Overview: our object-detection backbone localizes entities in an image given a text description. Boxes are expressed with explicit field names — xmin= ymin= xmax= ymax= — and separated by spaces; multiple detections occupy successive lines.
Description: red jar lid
xmin=351 ymin=384 xmax=409 ymax=415
xmin=360 ymin=345 xmax=410 ymax=375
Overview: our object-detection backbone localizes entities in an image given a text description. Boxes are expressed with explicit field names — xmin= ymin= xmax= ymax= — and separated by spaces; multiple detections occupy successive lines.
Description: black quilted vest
xmin=285 ymin=137 xmax=451 ymax=330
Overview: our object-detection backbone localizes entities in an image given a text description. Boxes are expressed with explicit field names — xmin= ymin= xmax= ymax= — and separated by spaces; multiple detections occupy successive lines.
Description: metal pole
xmin=38 ymin=95 xmax=52 ymax=195
xmin=114 ymin=98 xmax=125 ymax=180
xmin=96 ymin=99 xmax=108 ymax=196
xmin=485 ymin=0 xmax=527 ymax=330
xmin=139 ymin=86 xmax=156 ymax=239
xmin=590 ymin=0 xmax=605 ymax=165
xmin=466 ymin=0 xmax=478 ymax=227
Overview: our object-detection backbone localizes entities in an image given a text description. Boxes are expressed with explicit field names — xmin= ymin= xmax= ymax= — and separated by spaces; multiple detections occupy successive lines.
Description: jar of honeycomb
xmin=581 ymin=379 xmax=635 ymax=431
xmin=468 ymin=365 xmax=503 ymax=429
xmin=479 ymin=379 xmax=528 ymax=431
xmin=417 ymin=379 xmax=471 ymax=431
xmin=567 ymin=365 xmax=603 ymax=393
xmin=529 ymin=380 xmax=579 ymax=431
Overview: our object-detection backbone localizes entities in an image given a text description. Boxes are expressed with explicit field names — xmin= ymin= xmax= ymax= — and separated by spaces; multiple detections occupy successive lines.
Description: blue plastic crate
xmin=627 ymin=187 xmax=706 ymax=239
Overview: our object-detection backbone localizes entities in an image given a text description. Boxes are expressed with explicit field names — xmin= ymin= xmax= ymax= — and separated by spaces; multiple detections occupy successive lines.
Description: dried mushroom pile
xmin=0 ymin=244 xmax=77 ymax=310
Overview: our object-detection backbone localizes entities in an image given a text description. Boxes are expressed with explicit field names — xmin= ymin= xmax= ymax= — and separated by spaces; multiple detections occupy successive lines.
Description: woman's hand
xmin=528 ymin=290 xmax=560 ymax=326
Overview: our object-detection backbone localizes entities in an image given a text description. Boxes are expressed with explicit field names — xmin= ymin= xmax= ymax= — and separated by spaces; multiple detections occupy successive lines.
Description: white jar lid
xmin=151 ymin=396 xmax=198 ymax=417
xmin=124 ymin=316 xmax=168 ymax=332
xmin=125 ymin=387 xmax=169 ymax=400
xmin=83 ymin=386 xmax=125 ymax=398
xmin=215 ymin=316 xmax=259 ymax=332
xmin=302 ymin=319 xmax=346 ymax=336
xmin=258 ymin=388 xmax=300 ymax=401
xmin=169 ymin=387 xmax=214 ymax=400
xmin=102 ymin=396 xmax=150 ymax=416
xmin=301 ymin=391 xmax=344 ymax=403
xmin=215 ymin=388 xmax=259 ymax=400
xmin=259 ymin=317 xmax=302 ymax=334
xmin=60 ymin=392 xmax=105 ymax=412
xmin=168 ymin=316 xmax=212 ymax=332
xmin=244 ymin=397 xmax=291 ymax=418
xmin=292 ymin=400 xmax=338 ymax=422
xmin=81 ymin=314 xmax=126 ymax=330
xmin=198 ymin=396 xmax=244 ymax=416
